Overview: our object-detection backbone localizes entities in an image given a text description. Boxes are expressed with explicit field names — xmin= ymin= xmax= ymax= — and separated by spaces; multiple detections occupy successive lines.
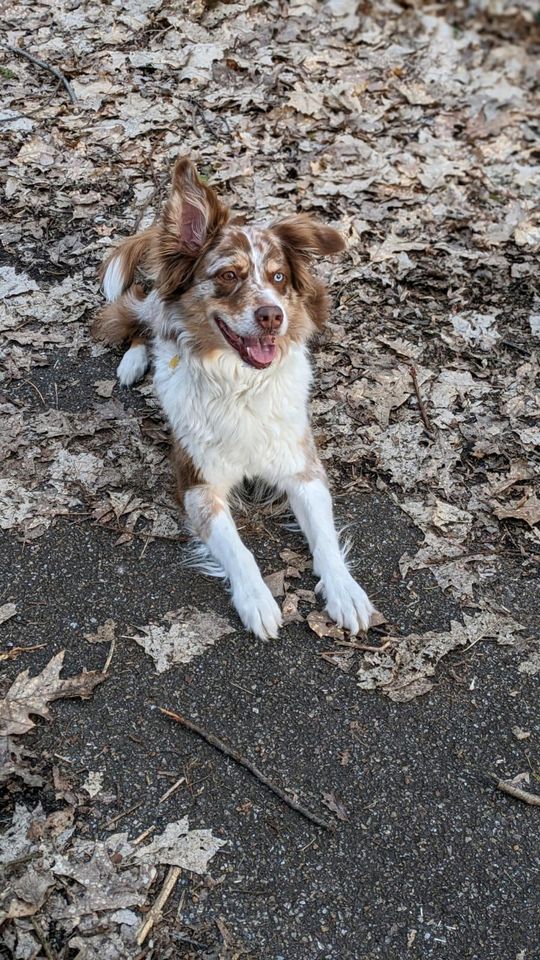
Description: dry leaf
xmin=0 ymin=603 xmax=17 ymax=625
xmin=494 ymin=491 xmax=540 ymax=527
xmin=322 ymin=792 xmax=349 ymax=822
xmin=357 ymin=613 xmax=526 ymax=702
xmin=0 ymin=651 xmax=105 ymax=737
xmin=131 ymin=608 xmax=235 ymax=673
xmin=84 ymin=620 xmax=116 ymax=644
xmin=307 ymin=610 xmax=345 ymax=640
xmin=264 ymin=570 xmax=286 ymax=597
xmin=133 ymin=817 xmax=226 ymax=874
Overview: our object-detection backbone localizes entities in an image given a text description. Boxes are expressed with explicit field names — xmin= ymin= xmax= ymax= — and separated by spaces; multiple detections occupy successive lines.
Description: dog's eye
xmin=273 ymin=272 xmax=284 ymax=283
xmin=221 ymin=270 xmax=237 ymax=282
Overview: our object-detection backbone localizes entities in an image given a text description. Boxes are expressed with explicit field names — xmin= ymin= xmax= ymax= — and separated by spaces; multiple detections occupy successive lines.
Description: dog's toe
xmin=233 ymin=582 xmax=282 ymax=640
xmin=320 ymin=571 xmax=374 ymax=635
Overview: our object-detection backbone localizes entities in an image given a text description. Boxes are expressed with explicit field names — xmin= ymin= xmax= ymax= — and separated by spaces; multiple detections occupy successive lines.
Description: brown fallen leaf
xmin=263 ymin=570 xmax=286 ymax=598
xmin=493 ymin=490 xmax=540 ymax=527
xmin=84 ymin=619 xmax=116 ymax=644
xmin=322 ymin=791 xmax=349 ymax=822
xmin=282 ymin=593 xmax=304 ymax=624
xmin=0 ymin=602 xmax=17 ymax=625
xmin=307 ymin=610 xmax=345 ymax=640
xmin=0 ymin=651 xmax=106 ymax=737
xmin=94 ymin=379 xmax=116 ymax=398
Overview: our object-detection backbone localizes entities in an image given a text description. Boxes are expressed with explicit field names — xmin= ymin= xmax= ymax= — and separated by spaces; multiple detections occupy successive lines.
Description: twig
xmin=0 ymin=643 xmax=46 ymax=662
xmin=30 ymin=917 xmax=57 ymax=960
xmin=105 ymin=799 xmax=143 ymax=829
xmin=185 ymin=96 xmax=230 ymax=138
xmin=159 ymin=775 xmax=185 ymax=803
xmin=133 ymin=825 xmax=156 ymax=845
xmin=159 ymin=707 xmax=332 ymax=830
xmin=409 ymin=364 xmax=435 ymax=438
xmin=103 ymin=636 xmax=116 ymax=673
xmin=334 ymin=638 xmax=397 ymax=653
xmin=5 ymin=44 xmax=77 ymax=104
xmin=489 ymin=773 xmax=540 ymax=807
xmin=136 ymin=865 xmax=181 ymax=945
xmin=22 ymin=379 xmax=47 ymax=406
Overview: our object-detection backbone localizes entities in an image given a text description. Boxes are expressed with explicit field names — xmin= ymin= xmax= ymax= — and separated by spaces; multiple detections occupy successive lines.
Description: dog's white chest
xmin=153 ymin=339 xmax=313 ymax=487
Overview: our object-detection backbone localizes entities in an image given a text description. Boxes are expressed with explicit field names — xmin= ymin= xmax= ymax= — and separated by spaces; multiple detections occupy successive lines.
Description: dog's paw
xmin=117 ymin=344 xmax=149 ymax=386
xmin=232 ymin=581 xmax=282 ymax=640
xmin=318 ymin=570 xmax=375 ymax=634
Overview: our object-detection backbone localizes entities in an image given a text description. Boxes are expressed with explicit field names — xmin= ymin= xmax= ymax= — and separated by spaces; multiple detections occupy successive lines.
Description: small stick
xmin=22 ymin=379 xmax=47 ymax=406
xmin=136 ymin=865 xmax=181 ymax=945
xmin=103 ymin=636 xmax=116 ymax=673
xmin=5 ymin=44 xmax=77 ymax=104
xmin=159 ymin=707 xmax=332 ymax=830
xmin=334 ymin=638 xmax=397 ymax=653
xmin=105 ymin=799 xmax=143 ymax=830
xmin=0 ymin=643 xmax=46 ymax=662
xmin=409 ymin=364 xmax=435 ymax=438
xmin=30 ymin=917 xmax=56 ymax=960
xmin=159 ymin=775 xmax=185 ymax=804
xmin=489 ymin=773 xmax=540 ymax=807
xmin=133 ymin=825 xmax=156 ymax=846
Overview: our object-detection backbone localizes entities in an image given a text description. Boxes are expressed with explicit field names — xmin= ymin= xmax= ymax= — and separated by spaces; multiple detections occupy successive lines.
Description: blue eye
xmin=274 ymin=272 xmax=284 ymax=282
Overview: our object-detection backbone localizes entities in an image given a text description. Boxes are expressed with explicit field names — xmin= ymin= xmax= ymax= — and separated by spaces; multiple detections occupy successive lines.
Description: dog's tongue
xmin=244 ymin=335 xmax=278 ymax=367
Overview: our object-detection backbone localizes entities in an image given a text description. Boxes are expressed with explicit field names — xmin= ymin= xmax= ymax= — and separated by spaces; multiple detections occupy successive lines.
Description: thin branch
xmin=136 ymin=865 xmax=181 ymax=945
xmin=489 ymin=773 xmax=540 ymax=807
xmin=333 ymin=638 xmax=397 ymax=653
xmin=409 ymin=364 xmax=435 ymax=438
xmin=105 ymin=799 xmax=143 ymax=830
xmin=30 ymin=917 xmax=57 ymax=960
xmin=5 ymin=44 xmax=77 ymax=104
xmin=159 ymin=707 xmax=332 ymax=830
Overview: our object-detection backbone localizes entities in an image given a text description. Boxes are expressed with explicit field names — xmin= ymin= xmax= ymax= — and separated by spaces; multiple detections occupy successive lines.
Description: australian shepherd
xmin=94 ymin=157 xmax=374 ymax=640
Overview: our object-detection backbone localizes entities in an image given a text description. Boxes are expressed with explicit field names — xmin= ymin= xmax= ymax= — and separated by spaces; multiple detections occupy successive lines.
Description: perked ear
xmin=163 ymin=157 xmax=230 ymax=253
xmin=271 ymin=213 xmax=346 ymax=258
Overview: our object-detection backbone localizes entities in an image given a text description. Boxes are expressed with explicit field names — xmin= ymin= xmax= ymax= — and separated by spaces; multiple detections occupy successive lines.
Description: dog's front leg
xmin=184 ymin=485 xmax=282 ymax=640
xmin=283 ymin=475 xmax=375 ymax=634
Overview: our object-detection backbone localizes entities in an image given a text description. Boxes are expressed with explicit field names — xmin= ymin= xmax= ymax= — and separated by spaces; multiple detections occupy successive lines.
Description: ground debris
xmin=357 ymin=613 xmax=527 ymax=702
xmin=130 ymin=608 xmax=235 ymax=673
xmin=0 ymin=802 xmax=225 ymax=957
xmin=0 ymin=651 xmax=106 ymax=737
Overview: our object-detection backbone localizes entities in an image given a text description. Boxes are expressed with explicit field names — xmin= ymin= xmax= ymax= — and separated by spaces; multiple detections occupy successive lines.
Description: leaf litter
xmin=0 ymin=0 xmax=539 ymax=948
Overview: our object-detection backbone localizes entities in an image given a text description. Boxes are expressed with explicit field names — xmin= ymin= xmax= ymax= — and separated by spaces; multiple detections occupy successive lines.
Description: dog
xmin=94 ymin=157 xmax=375 ymax=640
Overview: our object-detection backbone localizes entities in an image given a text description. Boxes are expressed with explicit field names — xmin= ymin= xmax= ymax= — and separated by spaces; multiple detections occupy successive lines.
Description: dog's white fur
xmin=103 ymin=225 xmax=374 ymax=640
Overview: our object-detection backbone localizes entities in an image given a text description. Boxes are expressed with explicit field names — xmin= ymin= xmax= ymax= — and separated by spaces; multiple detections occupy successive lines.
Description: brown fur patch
xmin=171 ymin=439 xmax=204 ymax=504
xmin=158 ymin=158 xmax=231 ymax=302
xmin=173 ymin=439 xmax=225 ymax=540
xmin=92 ymin=285 xmax=146 ymax=344
xmin=297 ymin=431 xmax=328 ymax=483
xmin=188 ymin=486 xmax=226 ymax=540
xmin=99 ymin=225 xmax=160 ymax=289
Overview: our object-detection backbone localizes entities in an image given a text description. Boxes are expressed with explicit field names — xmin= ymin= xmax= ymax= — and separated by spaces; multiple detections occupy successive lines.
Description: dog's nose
xmin=255 ymin=304 xmax=283 ymax=333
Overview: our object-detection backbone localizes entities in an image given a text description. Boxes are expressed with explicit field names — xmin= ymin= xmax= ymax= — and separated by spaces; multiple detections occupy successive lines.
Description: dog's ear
xmin=163 ymin=157 xmax=230 ymax=253
xmin=271 ymin=214 xmax=345 ymax=331
xmin=158 ymin=158 xmax=230 ymax=299
xmin=271 ymin=213 xmax=346 ymax=259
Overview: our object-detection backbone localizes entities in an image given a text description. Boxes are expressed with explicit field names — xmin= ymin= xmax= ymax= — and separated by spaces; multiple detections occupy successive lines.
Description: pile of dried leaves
xmin=1 ymin=0 xmax=539 ymax=952
xmin=0 ymin=654 xmax=228 ymax=958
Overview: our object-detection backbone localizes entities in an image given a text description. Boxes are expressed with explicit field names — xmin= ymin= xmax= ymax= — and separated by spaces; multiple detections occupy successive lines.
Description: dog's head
xmin=155 ymin=158 xmax=346 ymax=369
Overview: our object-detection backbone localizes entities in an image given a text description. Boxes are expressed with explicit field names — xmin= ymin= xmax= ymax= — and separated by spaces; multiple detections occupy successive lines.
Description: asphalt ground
xmin=1 ymin=387 xmax=539 ymax=958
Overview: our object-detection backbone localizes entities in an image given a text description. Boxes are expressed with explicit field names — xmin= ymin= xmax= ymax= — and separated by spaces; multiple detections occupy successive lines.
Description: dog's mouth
xmin=215 ymin=318 xmax=278 ymax=369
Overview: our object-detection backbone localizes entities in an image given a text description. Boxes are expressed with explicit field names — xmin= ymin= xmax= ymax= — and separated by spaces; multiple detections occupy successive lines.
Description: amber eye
xmin=273 ymin=272 xmax=285 ymax=283
xmin=221 ymin=270 xmax=237 ymax=282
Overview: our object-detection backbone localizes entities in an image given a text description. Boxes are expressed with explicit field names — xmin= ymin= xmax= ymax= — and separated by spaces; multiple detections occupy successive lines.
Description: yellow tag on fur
xmin=169 ymin=354 xmax=180 ymax=369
